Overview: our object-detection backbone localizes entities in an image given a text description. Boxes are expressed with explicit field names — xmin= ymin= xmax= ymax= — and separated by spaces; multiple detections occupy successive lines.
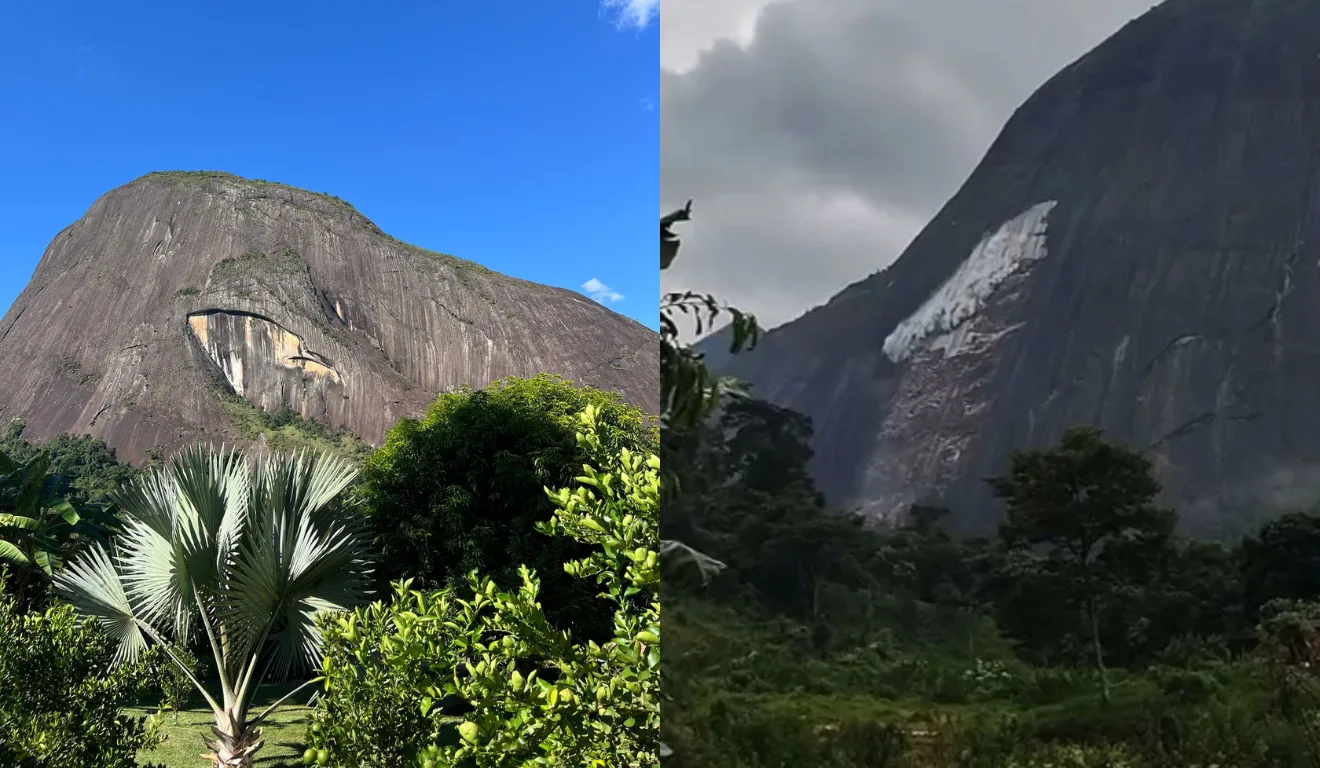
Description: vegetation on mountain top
xmin=140 ymin=171 xmax=359 ymax=213
xmin=141 ymin=171 xmax=490 ymax=274
xmin=218 ymin=396 xmax=372 ymax=464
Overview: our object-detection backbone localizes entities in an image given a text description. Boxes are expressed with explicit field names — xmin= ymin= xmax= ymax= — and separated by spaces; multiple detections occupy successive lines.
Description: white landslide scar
xmin=883 ymin=200 xmax=1058 ymax=363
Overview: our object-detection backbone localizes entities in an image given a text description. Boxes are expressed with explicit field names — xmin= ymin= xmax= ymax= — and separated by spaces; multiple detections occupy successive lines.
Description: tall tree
xmin=720 ymin=398 xmax=819 ymax=498
xmin=658 ymin=202 xmax=759 ymax=579
xmin=357 ymin=374 xmax=655 ymax=639
xmin=987 ymin=427 xmax=1175 ymax=702
xmin=1242 ymin=511 xmax=1320 ymax=620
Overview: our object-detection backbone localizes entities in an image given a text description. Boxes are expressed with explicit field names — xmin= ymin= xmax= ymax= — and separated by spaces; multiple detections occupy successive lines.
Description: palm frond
xmin=226 ymin=451 xmax=369 ymax=674
xmin=169 ymin=444 xmax=250 ymax=586
xmin=57 ymin=441 xmax=373 ymax=749
xmin=53 ymin=544 xmax=148 ymax=665
xmin=660 ymin=539 xmax=726 ymax=584
xmin=271 ymin=519 xmax=371 ymax=675
xmin=116 ymin=513 xmax=195 ymax=640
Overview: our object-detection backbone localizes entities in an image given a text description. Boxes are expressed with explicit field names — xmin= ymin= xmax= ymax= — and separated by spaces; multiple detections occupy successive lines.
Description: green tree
xmin=0 ymin=420 xmax=138 ymax=507
xmin=357 ymin=373 xmax=655 ymax=638
xmin=987 ymin=427 xmax=1175 ymax=702
xmin=1117 ymin=538 xmax=1245 ymax=665
xmin=720 ymin=398 xmax=820 ymax=498
xmin=1243 ymin=511 xmax=1320 ymax=621
xmin=53 ymin=445 xmax=372 ymax=768
xmin=657 ymin=201 xmax=758 ymax=586
xmin=309 ymin=405 xmax=659 ymax=767
xmin=156 ymin=640 xmax=200 ymax=718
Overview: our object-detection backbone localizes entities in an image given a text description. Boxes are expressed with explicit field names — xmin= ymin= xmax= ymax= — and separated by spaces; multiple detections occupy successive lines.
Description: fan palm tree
xmin=54 ymin=444 xmax=372 ymax=768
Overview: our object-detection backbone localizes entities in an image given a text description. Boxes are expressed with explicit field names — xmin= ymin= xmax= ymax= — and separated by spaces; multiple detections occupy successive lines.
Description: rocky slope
xmin=711 ymin=0 xmax=1320 ymax=535
xmin=0 ymin=171 xmax=658 ymax=463
xmin=694 ymin=321 xmax=767 ymax=373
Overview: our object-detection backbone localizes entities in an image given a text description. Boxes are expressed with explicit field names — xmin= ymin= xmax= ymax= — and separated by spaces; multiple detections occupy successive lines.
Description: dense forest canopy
xmin=663 ymin=387 xmax=1320 ymax=766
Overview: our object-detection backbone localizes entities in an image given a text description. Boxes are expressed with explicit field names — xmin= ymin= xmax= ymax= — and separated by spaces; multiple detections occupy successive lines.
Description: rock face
xmin=0 ymin=172 xmax=658 ymax=463
xmin=709 ymin=0 xmax=1320 ymax=535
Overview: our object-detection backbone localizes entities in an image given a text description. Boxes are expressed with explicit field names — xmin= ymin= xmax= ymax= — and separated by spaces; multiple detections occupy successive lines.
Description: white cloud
xmin=661 ymin=0 xmax=771 ymax=72
xmin=582 ymin=277 xmax=625 ymax=303
xmin=601 ymin=0 xmax=659 ymax=30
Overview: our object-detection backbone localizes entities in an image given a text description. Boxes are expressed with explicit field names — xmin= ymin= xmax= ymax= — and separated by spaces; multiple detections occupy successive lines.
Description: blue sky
xmin=0 ymin=0 xmax=658 ymax=327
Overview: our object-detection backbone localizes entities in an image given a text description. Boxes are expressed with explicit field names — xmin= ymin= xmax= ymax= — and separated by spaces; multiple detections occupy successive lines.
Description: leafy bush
xmin=0 ymin=573 xmax=163 ymax=767
xmin=1150 ymin=665 xmax=1222 ymax=705
xmin=156 ymin=641 xmax=198 ymax=715
xmin=309 ymin=404 xmax=659 ymax=766
xmin=1002 ymin=742 xmax=1144 ymax=768
xmin=1017 ymin=666 xmax=1106 ymax=707
xmin=357 ymin=374 xmax=656 ymax=639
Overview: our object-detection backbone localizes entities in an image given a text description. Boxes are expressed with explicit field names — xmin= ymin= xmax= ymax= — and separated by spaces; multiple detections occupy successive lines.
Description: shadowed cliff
xmin=711 ymin=0 xmax=1320 ymax=536
xmin=0 ymin=171 xmax=658 ymax=462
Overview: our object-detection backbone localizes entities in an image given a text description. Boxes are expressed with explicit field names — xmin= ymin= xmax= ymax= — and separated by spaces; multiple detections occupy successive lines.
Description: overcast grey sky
xmin=661 ymin=0 xmax=1159 ymax=331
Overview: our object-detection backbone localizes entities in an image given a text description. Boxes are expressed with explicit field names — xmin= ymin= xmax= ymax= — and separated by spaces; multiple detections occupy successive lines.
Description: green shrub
xmin=943 ymin=714 xmax=1036 ymax=768
xmin=156 ymin=641 xmax=198 ymax=715
xmin=300 ymin=592 xmax=433 ymax=767
xmin=1019 ymin=666 xmax=1102 ymax=706
xmin=1150 ymin=665 xmax=1222 ymax=705
xmin=0 ymin=574 xmax=163 ymax=767
xmin=357 ymin=374 xmax=657 ymax=640
xmin=308 ymin=404 xmax=659 ymax=767
xmin=1003 ymin=742 xmax=1145 ymax=767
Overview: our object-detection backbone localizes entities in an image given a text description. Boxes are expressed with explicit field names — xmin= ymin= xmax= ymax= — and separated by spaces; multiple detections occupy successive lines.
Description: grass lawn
xmin=126 ymin=680 xmax=315 ymax=768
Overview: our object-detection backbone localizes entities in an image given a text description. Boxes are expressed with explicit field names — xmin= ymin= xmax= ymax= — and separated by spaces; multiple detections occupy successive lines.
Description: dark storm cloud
xmin=661 ymin=0 xmax=1157 ymax=330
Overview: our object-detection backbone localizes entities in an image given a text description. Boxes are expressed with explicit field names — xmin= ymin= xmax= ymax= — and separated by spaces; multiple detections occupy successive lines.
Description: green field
xmin=128 ymin=682 xmax=313 ymax=768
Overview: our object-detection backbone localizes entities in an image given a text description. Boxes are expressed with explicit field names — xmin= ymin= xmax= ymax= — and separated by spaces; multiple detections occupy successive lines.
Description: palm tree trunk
xmin=203 ymin=719 xmax=263 ymax=768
